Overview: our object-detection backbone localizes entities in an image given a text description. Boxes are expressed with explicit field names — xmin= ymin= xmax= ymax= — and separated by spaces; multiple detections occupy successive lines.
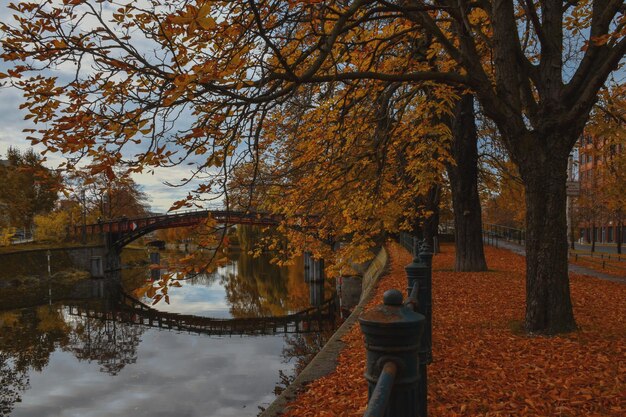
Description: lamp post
xmin=81 ymin=188 xmax=87 ymax=244
xmin=47 ymin=249 xmax=52 ymax=306
xmin=566 ymin=153 xmax=580 ymax=250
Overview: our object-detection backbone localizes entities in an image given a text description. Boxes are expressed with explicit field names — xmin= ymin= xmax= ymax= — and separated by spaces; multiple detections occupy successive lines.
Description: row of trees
xmin=1 ymin=1 xmax=624 ymax=334
xmin=0 ymin=147 xmax=60 ymax=233
xmin=34 ymin=170 xmax=151 ymax=242
xmin=0 ymin=147 xmax=151 ymax=243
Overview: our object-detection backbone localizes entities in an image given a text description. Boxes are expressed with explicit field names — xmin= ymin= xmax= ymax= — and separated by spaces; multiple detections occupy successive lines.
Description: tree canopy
xmin=1 ymin=0 xmax=625 ymax=333
xmin=0 ymin=147 xmax=60 ymax=230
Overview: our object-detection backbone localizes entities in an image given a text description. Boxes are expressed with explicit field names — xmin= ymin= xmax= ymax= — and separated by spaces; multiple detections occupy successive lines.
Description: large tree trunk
xmin=447 ymin=94 xmax=487 ymax=271
xmin=523 ymin=155 xmax=576 ymax=334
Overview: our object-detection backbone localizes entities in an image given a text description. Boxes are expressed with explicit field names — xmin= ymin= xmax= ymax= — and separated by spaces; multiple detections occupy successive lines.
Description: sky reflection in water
xmin=1 ymin=250 xmax=334 ymax=417
xmin=13 ymin=332 xmax=286 ymax=417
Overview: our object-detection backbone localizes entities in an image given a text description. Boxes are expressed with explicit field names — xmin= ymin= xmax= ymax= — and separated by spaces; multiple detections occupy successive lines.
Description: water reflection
xmin=0 ymin=293 xmax=145 ymax=415
xmin=0 ymin=246 xmax=337 ymax=417
xmin=64 ymin=310 xmax=143 ymax=376
xmin=136 ymin=249 xmax=331 ymax=319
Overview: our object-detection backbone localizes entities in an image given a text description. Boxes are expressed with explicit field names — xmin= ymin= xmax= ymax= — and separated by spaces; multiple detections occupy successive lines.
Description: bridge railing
xmin=73 ymin=208 xmax=283 ymax=237
xmin=70 ymin=284 xmax=339 ymax=336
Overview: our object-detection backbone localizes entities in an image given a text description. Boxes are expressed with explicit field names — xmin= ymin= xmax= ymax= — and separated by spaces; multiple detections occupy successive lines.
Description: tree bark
xmin=447 ymin=94 xmax=488 ymax=271
xmin=522 ymin=154 xmax=576 ymax=334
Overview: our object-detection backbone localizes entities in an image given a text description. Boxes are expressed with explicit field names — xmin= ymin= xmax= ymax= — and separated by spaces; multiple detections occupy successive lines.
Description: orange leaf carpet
xmin=280 ymin=242 xmax=626 ymax=416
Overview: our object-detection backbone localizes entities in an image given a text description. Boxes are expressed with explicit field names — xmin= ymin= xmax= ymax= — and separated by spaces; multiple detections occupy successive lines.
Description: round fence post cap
xmin=383 ymin=289 xmax=403 ymax=306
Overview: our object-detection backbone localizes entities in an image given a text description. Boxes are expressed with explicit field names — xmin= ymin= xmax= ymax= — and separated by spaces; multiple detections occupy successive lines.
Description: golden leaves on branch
xmin=167 ymin=2 xmax=217 ymax=34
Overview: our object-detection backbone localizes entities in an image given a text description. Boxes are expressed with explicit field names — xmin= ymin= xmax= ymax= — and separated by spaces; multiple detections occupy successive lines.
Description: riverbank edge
xmin=260 ymin=246 xmax=389 ymax=417
xmin=0 ymin=243 xmax=104 ymax=256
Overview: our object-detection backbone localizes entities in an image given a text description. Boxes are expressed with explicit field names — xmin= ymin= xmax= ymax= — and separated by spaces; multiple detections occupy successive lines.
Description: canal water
xmin=0 ymin=247 xmax=336 ymax=417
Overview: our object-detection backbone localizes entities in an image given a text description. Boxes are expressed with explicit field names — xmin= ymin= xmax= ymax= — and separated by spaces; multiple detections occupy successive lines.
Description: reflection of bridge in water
xmin=68 ymin=287 xmax=337 ymax=337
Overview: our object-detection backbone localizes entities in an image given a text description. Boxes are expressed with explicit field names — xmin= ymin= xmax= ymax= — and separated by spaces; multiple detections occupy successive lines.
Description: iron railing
xmin=483 ymin=223 xmax=525 ymax=246
xmin=398 ymin=232 xmax=418 ymax=255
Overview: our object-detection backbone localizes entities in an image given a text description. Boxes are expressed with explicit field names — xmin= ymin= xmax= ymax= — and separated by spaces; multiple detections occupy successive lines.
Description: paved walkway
xmin=492 ymin=239 xmax=626 ymax=284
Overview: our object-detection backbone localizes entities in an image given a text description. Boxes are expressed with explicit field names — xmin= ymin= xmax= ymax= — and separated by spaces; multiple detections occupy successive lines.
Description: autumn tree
xmin=478 ymin=119 xmax=530 ymax=236
xmin=482 ymin=160 xmax=527 ymax=229
xmin=33 ymin=209 xmax=72 ymax=242
xmin=231 ymin=81 xmax=485 ymax=272
xmin=66 ymin=170 xmax=151 ymax=220
xmin=28 ymin=169 xmax=151 ymax=241
xmin=0 ymin=147 xmax=60 ymax=230
xmin=252 ymin=81 xmax=451 ymax=269
xmin=0 ymin=227 xmax=17 ymax=246
xmin=2 ymin=1 xmax=625 ymax=333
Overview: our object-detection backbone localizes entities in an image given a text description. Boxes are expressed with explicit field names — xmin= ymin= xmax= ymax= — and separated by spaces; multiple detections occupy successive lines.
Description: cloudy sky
xmin=0 ymin=0 xmax=204 ymax=213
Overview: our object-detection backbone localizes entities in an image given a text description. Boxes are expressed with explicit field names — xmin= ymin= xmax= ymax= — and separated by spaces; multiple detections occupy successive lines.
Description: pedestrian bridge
xmin=67 ymin=288 xmax=337 ymax=337
xmin=74 ymin=209 xmax=316 ymax=250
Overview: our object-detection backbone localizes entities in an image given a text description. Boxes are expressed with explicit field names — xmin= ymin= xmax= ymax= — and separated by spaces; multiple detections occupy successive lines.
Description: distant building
xmin=577 ymin=133 xmax=625 ymax=244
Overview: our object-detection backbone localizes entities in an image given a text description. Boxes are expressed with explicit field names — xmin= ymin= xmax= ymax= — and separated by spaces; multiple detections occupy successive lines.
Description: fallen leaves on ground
xmin=280 ymin=242 xmax=626 ymax=416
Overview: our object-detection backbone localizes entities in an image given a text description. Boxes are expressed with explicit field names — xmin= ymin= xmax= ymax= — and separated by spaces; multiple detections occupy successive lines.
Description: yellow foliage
xmin=0 ymin=227 xmax=16 ymax=246
xmin=34 ymin=210 xmax=70 ymax=242
xmin=482 ymin=163 xmax=526 ymax=228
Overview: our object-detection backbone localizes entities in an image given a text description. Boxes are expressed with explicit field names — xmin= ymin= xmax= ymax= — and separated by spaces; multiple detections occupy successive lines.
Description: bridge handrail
xmin=68 ymin=285 xmax=338 ymax=337
xmin=79 ymin=209 xmax=302 ymax=230
xmin=97 ymin=208 xmax=260 ymax=225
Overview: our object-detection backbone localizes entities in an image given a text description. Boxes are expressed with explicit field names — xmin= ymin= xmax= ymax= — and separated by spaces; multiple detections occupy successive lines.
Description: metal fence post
xmin=417 ymin=244 xmax=433 ymax=364
xmin=404 ymin=242 xmax=432 ymax=417
xmin=360 ymin=289 xmax=425 ymax=417
xmin=417 ymin=243 xmax=433 ymax=417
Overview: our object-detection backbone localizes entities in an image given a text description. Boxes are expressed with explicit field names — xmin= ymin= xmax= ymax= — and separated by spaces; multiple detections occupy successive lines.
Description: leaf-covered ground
xmin=281 ymin=242 xmax=626 ymax=416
